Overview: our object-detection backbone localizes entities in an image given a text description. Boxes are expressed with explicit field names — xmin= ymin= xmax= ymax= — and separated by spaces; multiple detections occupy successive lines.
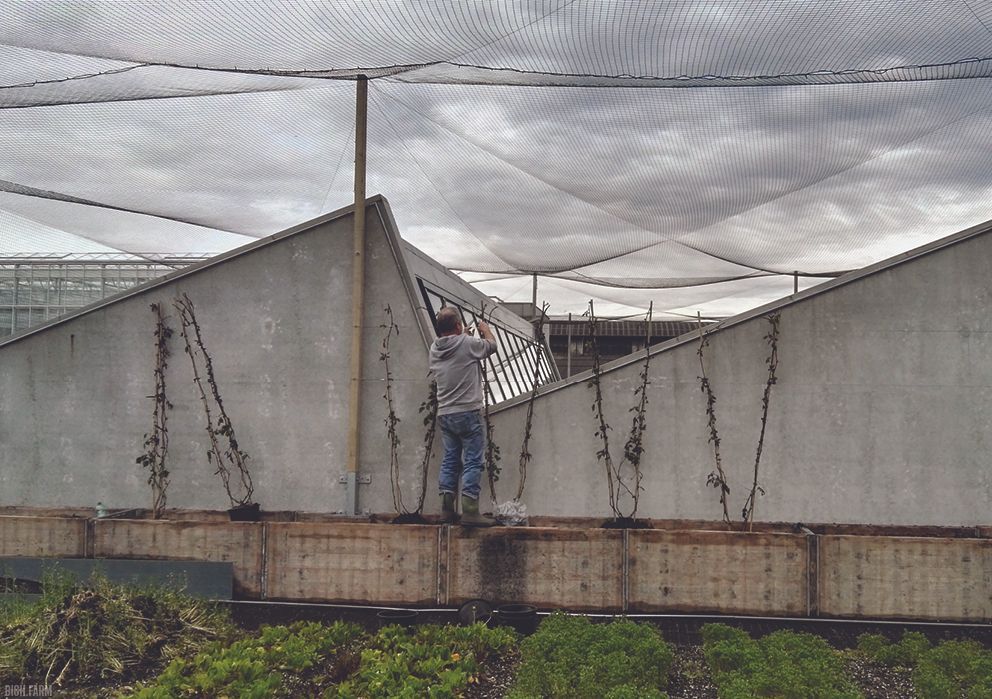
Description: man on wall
xmin=429 ymin=306 xmax=498 ymax=527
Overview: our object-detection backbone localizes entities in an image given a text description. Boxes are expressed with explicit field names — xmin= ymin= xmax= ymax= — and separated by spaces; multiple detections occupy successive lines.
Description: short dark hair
xmin=435 ymin=307 xmax=461 ymax=334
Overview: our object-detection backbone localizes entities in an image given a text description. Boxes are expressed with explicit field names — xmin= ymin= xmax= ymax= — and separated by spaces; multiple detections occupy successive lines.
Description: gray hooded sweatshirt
xmin=429 ymin=334 xmax=497 ymax=415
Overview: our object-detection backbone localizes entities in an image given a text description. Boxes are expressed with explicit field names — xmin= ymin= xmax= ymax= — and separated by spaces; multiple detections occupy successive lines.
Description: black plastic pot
xmin=376 ymin=608 xmax=419 ymax=628
xmin=495 ymin=603 xmax=539 ymax=634
xmin=228 ymin=502 xmax=261 ymax=522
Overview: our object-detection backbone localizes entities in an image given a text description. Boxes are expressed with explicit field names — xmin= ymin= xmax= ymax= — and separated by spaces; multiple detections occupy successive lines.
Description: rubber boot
xmin=461 ymin=496 xmax=497 ymax=527
xmin=440 ymin=493 xmax=457 ymax=524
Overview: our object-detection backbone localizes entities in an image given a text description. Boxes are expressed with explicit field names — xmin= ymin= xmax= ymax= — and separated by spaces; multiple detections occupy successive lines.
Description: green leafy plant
xmin=702 ymin=623 xmax=859 ymax=699
xmin=130 ymin=620 xmax=363 ymax=699
xmin=174 ymin=293 xmax=254 ymax=508
xmin=136 ymin=302 xmax=173 ymax=518
xmin=856 ymin=631 xmax=929 ymax=667
xmin=335 ymin=622 xmax=516 ymax=699
xmin=509 ymin=612 xmax=673 ymax=699
xmin=857 ymin=631 xmax=992 ymax=699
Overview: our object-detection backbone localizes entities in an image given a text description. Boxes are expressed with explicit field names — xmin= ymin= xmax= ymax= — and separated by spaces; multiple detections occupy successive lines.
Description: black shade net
xmin=2 ymin=0 xmax=992 ymax=315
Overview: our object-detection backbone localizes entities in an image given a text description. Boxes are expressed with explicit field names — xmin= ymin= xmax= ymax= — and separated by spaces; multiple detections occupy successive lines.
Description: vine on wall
xmin=697 ymin=312 xmax=782 ymax=530
xmin=742 ymin=312 xmax=781 ymax=530
xmin=697 ymin=319 xmax=731 ymax=525
xmin=515 ymin=302 xmax=550 ymax=501
xmin=136 ymin=302 xmax=173 ymax=519
xmin=174 ymin=293 xmax=254 ymax=508
xmin=379 ymin=305 xmax=436 ymax=515
xmin=587 ymin=300 xmax=654 ymax=522
xmin=478 ymin=303 xmax=502 ymax=506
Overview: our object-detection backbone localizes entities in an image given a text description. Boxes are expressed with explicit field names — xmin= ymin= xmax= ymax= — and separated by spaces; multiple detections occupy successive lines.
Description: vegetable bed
xmin=2 ymin=579 xmax=991 ymax=697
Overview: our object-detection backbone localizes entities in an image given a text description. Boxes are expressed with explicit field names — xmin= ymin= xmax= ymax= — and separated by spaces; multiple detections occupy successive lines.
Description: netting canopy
xmin=3 ymin=1 xmax=992 ymax=316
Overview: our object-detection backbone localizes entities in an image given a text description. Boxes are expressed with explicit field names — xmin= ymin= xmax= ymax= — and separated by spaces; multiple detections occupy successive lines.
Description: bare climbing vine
xmin=587 ymin=300 xmax=655 ymax=521
xmin=174 ymin=293 xmax=254 ymax=508
xmin=478 ymin=302 xmax=502 ymax=506
xmin=742 ymin=312 xmax=781 ymax=530
xmin=515 ymin=302 xmax=550 ymax=501
xmin=136 ymin=302 xmax=172 ymax=519
xmin=380 ymin=305 xmax=437 ymax=515
xmin=416 ymin=380 xmax=438 ymax=513
xmin=380 ymin=305 xmax=404 ymax=513
xmin=697 ymin=312 xmax=782 ymax=529
xmin=587 ymin=301 xmax=616 ymax=515
xmin=697 ymin=318 xmax=731 ymax=525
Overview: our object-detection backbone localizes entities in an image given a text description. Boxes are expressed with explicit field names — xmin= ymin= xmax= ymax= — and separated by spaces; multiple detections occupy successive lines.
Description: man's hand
xmin=477 ymin=321 xmax=495 ymax=341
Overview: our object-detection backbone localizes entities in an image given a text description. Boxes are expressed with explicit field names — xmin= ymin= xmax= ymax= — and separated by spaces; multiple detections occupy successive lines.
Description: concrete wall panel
xmin=0 ymin=200 xmax=435 ymax=516
xmin=91 ymin=519 xmax=264 ymax=597
xmin=446 ymin=527 xmax=624 ymax=610
xmin=264 ymin=522 xmax=438 ymax=604
xmin=490 ymin=227 xmax=992 ymax=526
xmin=627 ymin=530 xmax=809 ymax=615
xmin=819 ymin=535 xmax=992 ymax=621
xmin=0 ymin=515 xmax=86 ymax=557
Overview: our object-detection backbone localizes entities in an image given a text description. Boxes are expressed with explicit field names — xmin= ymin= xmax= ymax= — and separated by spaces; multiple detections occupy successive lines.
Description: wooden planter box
xmin=0 ymin=515 xmax=86 ymax=557
xmin=818 ymin=535 xmax=992 ymax=622
xmin=627 ymin=529 xmax=810 ymax=616
xmin=446 ymin=526 xmax=624 ymax=611
xmin=91 ymin=519 xmax=264 ymax=597
xmin=2 ymin=508 xmax=990 ymax=622
xmin=264 ymin=522 xmax=439 ymax=605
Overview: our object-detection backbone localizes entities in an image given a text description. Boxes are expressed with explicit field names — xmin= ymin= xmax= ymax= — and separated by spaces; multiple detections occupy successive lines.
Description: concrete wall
xmin=0 ymin=198 xmax=437 ymax=514
xmin=489 ymin=223 xmax=992 ymax=526
xmin=4 ymin=198 xmax=991 ymax=527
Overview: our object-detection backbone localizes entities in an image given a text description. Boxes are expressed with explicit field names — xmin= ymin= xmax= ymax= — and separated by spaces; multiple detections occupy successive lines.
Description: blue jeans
xmin=438 ymin=410 xmax=484 ymax=500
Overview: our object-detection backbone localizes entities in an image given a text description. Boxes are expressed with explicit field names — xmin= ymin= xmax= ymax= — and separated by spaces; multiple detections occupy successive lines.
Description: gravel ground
xmin=846 ymin=654 xmax=917 ymax=699
xmin=667 ymin=644 xmax=719 ymax=699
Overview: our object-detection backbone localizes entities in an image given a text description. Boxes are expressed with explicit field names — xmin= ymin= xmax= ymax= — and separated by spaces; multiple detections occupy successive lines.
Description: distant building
xmin=0 ymin=253 xmax=209 ymax=336
xmin=546 ymin=317 xmax=711 ymax=377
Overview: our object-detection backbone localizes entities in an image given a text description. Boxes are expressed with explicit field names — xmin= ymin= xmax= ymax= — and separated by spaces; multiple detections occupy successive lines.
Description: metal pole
xmin=794 ymin=271 xmax=799 ymax=294
xmin=566 ymin=312 xmax=572 ymax=378
xmin=531 ymin=272 xmax=538 ymax=320
xmin=345 ymin=75 xmax=368 ymax=515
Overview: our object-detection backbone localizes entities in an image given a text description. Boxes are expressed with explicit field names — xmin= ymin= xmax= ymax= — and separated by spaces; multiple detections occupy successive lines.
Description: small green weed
xmin=508 ymin=612 xmax=673 ymax=699
xmin=702 ymin=623 xmax=860 ymax=699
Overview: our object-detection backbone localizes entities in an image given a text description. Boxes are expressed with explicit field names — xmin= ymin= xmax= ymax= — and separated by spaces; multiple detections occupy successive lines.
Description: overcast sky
xmin=2 ymin=0 xmax=992 ymax=317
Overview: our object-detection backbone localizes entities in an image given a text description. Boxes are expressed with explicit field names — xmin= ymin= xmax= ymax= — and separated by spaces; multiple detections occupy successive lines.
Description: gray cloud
xmin=3 ymin=1 xmax=992 ymax=316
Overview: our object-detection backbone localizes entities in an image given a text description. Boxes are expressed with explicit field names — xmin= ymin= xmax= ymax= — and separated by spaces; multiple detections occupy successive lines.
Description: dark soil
xmin=601 ymin=517 xmax=653 ymax=529
xmin=465 ymin=646 xmax=521 ymax=699
xmin=391 ymin=512 xmax=430 ymax=525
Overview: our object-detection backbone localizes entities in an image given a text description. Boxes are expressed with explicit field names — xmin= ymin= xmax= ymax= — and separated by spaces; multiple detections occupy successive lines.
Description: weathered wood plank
xmin=0 ymin=516 xmax=87 ymax=557
xmin=91 ymin=519 xmax=264 ymax=598
xmin=819 ymin=535 xmax=992 ymax=621
xmin=448 ymin=527 xmax=624 ymax=611
xmin=265 ymin=522 xmax=438 ymax=605
xmin=627 ymin=530 xmax=808 ymax=615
